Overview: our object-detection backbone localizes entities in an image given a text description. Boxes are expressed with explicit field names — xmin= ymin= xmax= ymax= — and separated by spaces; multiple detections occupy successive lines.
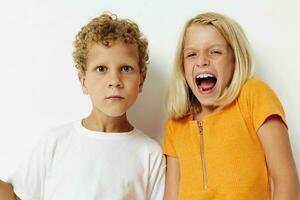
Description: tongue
xmin=200 ymin=79 xmax=215 ymax=91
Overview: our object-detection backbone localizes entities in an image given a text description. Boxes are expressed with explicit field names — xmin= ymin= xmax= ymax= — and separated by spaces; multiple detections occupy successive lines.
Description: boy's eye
xmin=96 ymin=65 xmax=107 ymax=73
xmin=121 ymin=65 xmax=133 ymax=73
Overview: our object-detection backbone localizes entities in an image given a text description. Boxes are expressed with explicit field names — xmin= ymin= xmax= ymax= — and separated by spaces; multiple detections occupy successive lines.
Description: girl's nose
xmin=195 ymin=54 xmax=210 ymax=67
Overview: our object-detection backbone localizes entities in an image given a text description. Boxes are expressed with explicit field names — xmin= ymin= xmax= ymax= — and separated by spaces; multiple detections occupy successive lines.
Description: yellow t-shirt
xmin=163 ymin=79 xmax=286 ymax=200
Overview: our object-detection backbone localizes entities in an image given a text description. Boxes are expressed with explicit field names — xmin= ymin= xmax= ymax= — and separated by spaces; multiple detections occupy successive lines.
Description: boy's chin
xmin=108 ymin=112 xmax=127 ymax=118
xmin=101 ymin=110 xmax=127 ymax=118
xmin=92 ymin=107 xmax=128 ymax=118
xmin=103 ymin=109 xmax=127 ymax=118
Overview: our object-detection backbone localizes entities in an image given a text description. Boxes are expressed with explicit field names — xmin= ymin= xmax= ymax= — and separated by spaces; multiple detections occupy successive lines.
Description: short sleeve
xmin=147 ymin=148 xmax=166 ymax=200
xmin=163 ymin=120 xmax=177 ymax=158
xmin=240 ymin=79 xmax=287 ymax=132
xmin=7 ymin=132 xmax=51 ymax=200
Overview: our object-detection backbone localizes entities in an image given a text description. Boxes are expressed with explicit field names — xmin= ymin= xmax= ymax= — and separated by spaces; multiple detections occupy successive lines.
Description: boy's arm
xmin=258 ymin=116 xmax=299 ymax=200
xmin=0 ymin=179 xmax=20 ymax=200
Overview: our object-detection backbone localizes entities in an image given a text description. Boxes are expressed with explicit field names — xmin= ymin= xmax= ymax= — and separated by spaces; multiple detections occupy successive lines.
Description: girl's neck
xmin=194 ymin=105 xmax=222 ymax=121
xmin=82 ymin=109 xmax=133 ymax=133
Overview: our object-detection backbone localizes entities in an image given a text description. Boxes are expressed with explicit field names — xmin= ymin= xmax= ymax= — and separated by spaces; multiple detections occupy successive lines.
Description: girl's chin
xmin=196 ymin=95 xmax=218 ymax=108
xmin=196 ymin=86 xmax=220 ymax=105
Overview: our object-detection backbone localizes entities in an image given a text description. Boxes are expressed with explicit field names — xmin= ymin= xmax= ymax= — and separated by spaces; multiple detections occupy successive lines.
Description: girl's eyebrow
xmin=184 ymin=44 xmax=228 ymax=52
xmin=183 ymin=48 xmax=195 ymax=52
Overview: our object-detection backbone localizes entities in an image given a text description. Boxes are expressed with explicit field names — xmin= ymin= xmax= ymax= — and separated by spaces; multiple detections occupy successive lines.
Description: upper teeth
xmin=197 ymin=73 xmax=214 ymax=78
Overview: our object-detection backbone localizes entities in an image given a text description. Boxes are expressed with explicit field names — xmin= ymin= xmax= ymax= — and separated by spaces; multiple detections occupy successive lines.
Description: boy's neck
xmin=82 ymin=110 xmax=133 ymax=133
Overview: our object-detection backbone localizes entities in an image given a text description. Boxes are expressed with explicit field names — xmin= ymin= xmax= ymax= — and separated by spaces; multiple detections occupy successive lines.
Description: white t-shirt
xmin=8 ymin=121 xmax=166 ymax=200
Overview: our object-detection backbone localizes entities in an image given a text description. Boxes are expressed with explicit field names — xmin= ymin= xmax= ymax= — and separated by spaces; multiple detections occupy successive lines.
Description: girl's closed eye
xmin=121 ymin=65 xmax=133 ymax=73
xmin=210 ymin=49 xmax=222 ymax=55
xmin=96 ymin=65 xmax=108 ymax=73
xmin=185 ymin=52 xmax=197 ymax=58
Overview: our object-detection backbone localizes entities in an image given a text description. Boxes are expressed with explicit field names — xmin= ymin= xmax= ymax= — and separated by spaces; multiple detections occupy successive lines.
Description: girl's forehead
xmin=184 ymin=24 xmax=228 ymax=48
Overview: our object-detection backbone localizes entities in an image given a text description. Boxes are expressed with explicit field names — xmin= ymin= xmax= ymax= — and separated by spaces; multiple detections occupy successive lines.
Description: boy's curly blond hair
xmin=73 ymin=12 xmax=149 ymax=73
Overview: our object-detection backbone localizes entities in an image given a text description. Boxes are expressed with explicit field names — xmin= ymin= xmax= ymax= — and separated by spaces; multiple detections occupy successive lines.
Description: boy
xmin=0 ymin=12 xmax=165 ymax=200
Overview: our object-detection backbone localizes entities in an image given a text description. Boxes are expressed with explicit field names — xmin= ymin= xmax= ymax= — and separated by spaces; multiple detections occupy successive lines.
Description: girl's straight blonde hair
xmin=166 ymin=12 xmax=255 ymax=119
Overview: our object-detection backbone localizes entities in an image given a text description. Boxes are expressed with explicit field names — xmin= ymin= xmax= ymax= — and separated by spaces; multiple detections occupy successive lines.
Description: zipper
xmin=198 ymin=121 xmax=208 ymax=189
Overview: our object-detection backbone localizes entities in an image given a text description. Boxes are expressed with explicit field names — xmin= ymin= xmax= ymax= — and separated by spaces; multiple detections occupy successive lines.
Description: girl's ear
xmin=78 ymin=71 xmax=88 ymax=95
xmin=139 ymin=71 xmax=147 ymax=93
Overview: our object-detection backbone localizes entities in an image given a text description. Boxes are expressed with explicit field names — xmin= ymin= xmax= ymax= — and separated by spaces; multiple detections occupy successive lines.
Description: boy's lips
xmin=106 ymin=95 xmax=125 ymax=100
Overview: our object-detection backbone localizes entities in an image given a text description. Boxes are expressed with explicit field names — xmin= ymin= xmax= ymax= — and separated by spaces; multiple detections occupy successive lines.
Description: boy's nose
xmin=108 ymin=81 xmax=122 ymax=88
xmin=107 ymin=73 xmax=123 ymax=88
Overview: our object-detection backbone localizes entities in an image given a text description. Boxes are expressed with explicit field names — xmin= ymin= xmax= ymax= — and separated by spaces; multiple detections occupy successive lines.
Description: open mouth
xmin=195 ymin=73 xmax=217 ymax=92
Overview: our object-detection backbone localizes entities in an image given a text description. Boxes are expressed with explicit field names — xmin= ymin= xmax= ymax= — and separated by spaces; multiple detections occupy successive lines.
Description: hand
xmin=0 ymin=179 xmax=19 ymax=200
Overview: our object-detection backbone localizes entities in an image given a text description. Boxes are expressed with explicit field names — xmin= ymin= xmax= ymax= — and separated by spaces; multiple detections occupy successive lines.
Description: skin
xmin=258 ymin=116 xmax=299 ymax=200
xmin=0 ymin=180 xmax=19 ymax=200
xmin=164 ymin=24 xmax=299 ymax=200
xmin=164 ymin=157 xmax=180 ymax=200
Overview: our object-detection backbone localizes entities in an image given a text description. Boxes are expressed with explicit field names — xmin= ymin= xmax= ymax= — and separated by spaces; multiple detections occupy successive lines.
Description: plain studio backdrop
xmin=0 ymin=0 xmax=299 ymax=179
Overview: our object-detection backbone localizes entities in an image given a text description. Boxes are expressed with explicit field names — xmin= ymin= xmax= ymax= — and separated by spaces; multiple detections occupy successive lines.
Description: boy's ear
xmin=139 ymin=71 xmax=147 ymax=93
xmin=78 ymin=71 xmax=88 ymax=95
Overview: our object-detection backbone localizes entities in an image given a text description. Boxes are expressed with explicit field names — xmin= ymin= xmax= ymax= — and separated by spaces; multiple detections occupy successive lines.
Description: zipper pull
xmin=198 ymin=121 xmax=203 ymax=135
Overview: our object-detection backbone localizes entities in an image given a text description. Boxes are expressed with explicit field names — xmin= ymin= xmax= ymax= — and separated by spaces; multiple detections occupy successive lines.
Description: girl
xmin=163 ymin=12 xmax=299 ymax=199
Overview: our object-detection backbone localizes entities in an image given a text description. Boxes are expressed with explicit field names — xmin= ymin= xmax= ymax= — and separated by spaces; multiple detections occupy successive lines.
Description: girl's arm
xmin=164 ymin=156 xmax=180 ymax=200
xmin=0 ymin=179 xmax=20 ymax=200
xmin=258 ymin=115 xmax=299 ymax=200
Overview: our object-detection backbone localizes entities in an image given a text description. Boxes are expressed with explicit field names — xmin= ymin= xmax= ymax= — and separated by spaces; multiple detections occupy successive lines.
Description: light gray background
xmin=0 ymin=0 xmax=299 ymax=178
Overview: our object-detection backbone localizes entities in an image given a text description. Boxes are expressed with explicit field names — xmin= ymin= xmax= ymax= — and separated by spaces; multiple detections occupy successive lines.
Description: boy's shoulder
xmin=39 ymin=120 xmax=78 ymax=147
xmin=132 ymin=129 xmax=163 ymax=153
xmin=46 ymin=121 xmax=76 ymax=137
xmin=48 ymin=120 xmax=76 ymax=133
xmin=42 ymin=122 xmax=163 ymax=155
xmin=46 ymin=122 xmax=163 ymax=152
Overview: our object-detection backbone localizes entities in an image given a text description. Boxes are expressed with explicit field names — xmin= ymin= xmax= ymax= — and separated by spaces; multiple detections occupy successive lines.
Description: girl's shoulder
xmin=238 ymin=78 xmax=284 ymax=114
xmin=239 ymin=78 xmax=276 ymax=99
xmin=165 ymin=115 xmax=193 ymax=134
xmin=241 ymin=78 xmax=270 ymax=92
xmin=166 ymin=115 xmax=192 ymax=125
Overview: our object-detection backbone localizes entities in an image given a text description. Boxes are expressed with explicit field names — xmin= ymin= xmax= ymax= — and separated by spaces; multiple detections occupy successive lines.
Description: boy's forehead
xmin=88 ymin=39 xmax=137 ymax=48
xmin=86 ymin=40 xmax=139 ymax=64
